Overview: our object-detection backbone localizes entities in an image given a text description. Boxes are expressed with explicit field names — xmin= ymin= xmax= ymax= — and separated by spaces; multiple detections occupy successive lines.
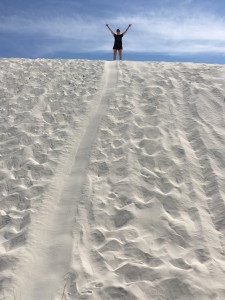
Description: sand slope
xmin=0 ymin=59 xmax=225 ymax=299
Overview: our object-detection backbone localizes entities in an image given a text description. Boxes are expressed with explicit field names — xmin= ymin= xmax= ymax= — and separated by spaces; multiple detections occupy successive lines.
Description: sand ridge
xmin=0 ymin=59 xmax=225 ymax=299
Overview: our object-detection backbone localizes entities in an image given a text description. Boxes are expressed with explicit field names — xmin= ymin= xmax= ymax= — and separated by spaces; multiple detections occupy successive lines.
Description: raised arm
xmin=106 ymin=24 xmax=115 ymax=36
xmin=122 ymin=24 xmax=132 ymax=36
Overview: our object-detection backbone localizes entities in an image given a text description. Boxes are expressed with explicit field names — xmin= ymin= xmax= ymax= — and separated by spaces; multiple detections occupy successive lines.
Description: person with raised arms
xmin=106 ymin=24 xmax=132 ymax=60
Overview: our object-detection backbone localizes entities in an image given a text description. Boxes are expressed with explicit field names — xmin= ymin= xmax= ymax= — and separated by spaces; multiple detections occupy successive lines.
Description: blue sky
xmin=1 ymin=0 xmax=225 ymax=63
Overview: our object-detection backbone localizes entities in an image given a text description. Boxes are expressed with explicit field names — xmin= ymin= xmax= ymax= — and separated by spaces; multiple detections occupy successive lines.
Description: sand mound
xmin=0 ymin=59 xmax=225 ymax=299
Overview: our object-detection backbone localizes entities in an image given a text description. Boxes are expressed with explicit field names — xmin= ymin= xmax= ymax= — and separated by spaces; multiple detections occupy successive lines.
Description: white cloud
xmin=0 ymin=15 xmax=100 ymax=39
xmin=1 ymin=9 xmax=225 ymax=55
xmin=110 ymin=12 xmax=225 ymax=54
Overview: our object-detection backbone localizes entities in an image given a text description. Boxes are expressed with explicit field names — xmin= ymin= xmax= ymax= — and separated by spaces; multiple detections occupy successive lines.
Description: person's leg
xmin=113 ymin=50 xmax=117 ymax=60
xmin=119 ymin=50 xmax=123 ymax=60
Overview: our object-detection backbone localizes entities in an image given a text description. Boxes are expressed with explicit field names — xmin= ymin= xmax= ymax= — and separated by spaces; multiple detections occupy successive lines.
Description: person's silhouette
xmin=106 ymin=24 xmax=132 ymax=60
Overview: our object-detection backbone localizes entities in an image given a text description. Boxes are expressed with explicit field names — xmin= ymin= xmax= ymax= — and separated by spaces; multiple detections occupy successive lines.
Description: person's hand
xmin=129 ymin=24 xmax=132 ymax=27
xmin=106 ymin=24 xmax=109 ymax=27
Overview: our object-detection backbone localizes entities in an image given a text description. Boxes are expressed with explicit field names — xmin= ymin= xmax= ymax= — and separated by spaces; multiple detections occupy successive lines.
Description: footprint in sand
xmin=0 ymin=254 xmax=18 ymax=272
xmin=4 ymin=231 xmax=27 ymax=251
xmin=30 ymin=87 xmax=45 ymax=96
xmin=112 ymin=139 xmax=122 ymax=148
xmin=91 ymin=161 xmax=109 ymax=177
xmin=42 ymin=112 xmax=55 ymax=124
xmin=112 ymin=209 xmax=134 ymax=228
xmin=150 ymin=85 xmax=165 ymax=96
xmin=90 ymin=229 xmax=105 ymax=246
xmin=0 ymin=211 xmax=11 ymax=230
xmin=100 ymin=286 xmax=138 ymax=300
xmin=171 ymin=145 xmax=186 ymax=159
xmin=195 ymin=248 xmax=210 ymax=263
xmin=115 ymin=263 xmax=160 ymax=283
xmin=156 ymin=176 xmax=175 ymax=194
xmin=140 ymin=104 xmax=158 ymax=116
xmin=161 ymin=196 xmax=181 ymax=218
xmin=100 ymin=239 xmax=123 ymax=252
xmin=124 ymin=245 xmax=163 ymax=267
xmin=144 ymin=126 xmax=161 ymax=139
xmin=138 ymin=154 xmax=155 ymax=170
xmin=170 ymin=258 xmax=191 ymax=270
xmin=156 ymin=278 xmax=195 ymax=299
xmin=139 ymin=139 xmax=159 ymax=155
xmin=115 ymin=194 xmax=132 ymax=208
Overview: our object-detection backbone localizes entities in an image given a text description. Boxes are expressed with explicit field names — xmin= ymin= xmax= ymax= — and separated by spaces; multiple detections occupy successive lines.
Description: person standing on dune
xmin=106 ymin=24 xmax=132 ymax=61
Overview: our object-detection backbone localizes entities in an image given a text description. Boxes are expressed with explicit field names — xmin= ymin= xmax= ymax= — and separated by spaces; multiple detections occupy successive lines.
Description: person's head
xmin=116 ymin=29 xmax=120 ymax=34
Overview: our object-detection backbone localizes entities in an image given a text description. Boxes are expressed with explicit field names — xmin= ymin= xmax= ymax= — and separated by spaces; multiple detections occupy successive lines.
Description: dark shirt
xmin=113 ymin=34 xmax=123 ymax=50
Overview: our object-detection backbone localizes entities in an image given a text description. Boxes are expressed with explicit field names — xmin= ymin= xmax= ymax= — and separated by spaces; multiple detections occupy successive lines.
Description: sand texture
xmin=0 ymin=59 xmax=225 ymax=299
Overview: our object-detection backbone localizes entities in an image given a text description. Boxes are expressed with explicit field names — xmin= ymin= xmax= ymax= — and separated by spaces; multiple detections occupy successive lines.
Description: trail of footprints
xmin=67 ymin=62 xmax=225 ymax=300
xmin=1 ymin=59 xmax=225 ymax=299
xmin=0 ymin=59 xmax=104 ymax=295
xmin=181 ymin=68 xmax=225 ymax=232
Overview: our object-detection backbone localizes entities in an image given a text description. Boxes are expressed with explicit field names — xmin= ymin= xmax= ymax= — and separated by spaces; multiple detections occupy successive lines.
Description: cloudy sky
xmin=1 ymin=0 xmax=225 ymax=63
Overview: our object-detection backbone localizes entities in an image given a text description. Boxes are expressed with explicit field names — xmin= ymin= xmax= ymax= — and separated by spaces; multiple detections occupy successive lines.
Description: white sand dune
xmin=0 ymin=58 xmax=225 ymax=299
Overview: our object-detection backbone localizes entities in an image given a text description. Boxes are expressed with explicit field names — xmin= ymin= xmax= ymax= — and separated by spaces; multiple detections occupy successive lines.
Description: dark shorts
xmin=113 ymin=47 xmax=123 ymax=50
